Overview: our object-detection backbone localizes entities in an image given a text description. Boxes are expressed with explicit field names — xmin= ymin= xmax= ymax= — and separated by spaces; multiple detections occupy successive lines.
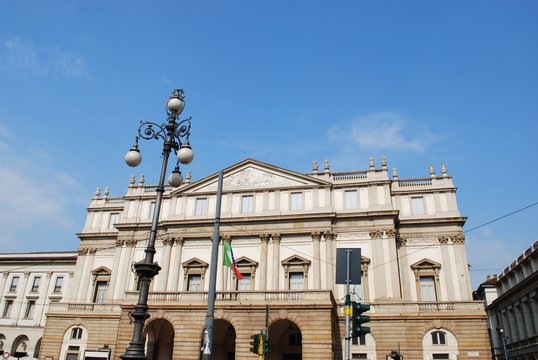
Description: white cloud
xmin=0 ymin=125 xmax=86 ymax=250
xmin=0 ymin=37 xmax=88 ymax=78
xmin=327 ymin=112 xmax=436 ymax=152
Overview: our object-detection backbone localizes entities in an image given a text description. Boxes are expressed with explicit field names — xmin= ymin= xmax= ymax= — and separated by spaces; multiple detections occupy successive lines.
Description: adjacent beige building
xmin=0 ymin=252 xmax=76 ymax=359
xmin=40 ymin=158 xmax=490 ymax=360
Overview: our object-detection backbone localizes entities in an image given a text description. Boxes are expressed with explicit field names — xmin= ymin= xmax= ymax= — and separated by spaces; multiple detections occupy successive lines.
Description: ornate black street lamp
xmin=121 ymin=89 xmax=194 ymax=360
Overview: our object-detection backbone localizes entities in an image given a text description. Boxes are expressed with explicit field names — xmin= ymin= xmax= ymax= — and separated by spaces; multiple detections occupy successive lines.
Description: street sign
xmin=335 ymin=248 xmax=362 ymax=284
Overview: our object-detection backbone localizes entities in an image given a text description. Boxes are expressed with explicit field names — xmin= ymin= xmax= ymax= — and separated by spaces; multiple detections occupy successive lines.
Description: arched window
xmin=423 ymin=329 xmax=458 ymax=360
xmin=71 ymin=327 xmax=83 ymax=340
xmin=432 ymin=331 xmax=447 ymax=345
xmin=59 ymin=325 xmax=88 ymax=360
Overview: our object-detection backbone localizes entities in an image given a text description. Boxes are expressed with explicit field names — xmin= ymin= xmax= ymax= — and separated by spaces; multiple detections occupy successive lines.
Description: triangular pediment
xmin=410 ymin=258 xmax=441 ymax=270
xmin=182 ymin=257 xmax=208 ymax=268
xmin=172 ymin=159 xmax=330 ymax=195
xmin=281 ymin=254 xmax=311 ymax=266
xmin=235 ymin=256 xmax=258 ymax=267
xmin=91 ymin=266 xmax=111 ymax=275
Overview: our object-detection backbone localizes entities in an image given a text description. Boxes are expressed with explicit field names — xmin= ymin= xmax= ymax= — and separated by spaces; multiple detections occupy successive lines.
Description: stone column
xmin=530 ymin=292 xmax=538 ymax=336
xmin=507 ymin=305 xmax=519 ymax=342
xmin=0 ymin=272 xmax=7 ymax=295
xmin=514 ymin=301 xmax=527 ymax=340
xmin=169 ymin=238 xmax=184 ymax=291
xmin=271 ymin=234 xmax=281 ymax=289
xmin=259 ymin=234 xmax=270 ymax=291
xmin=76 ymin=248 xmax=90 ymax=301
xmin=109 ymin=240 xmax=124 ymax=299
xmin=158 ymin=237 xmax=174 ymax=291
xmin=312 ymin=232 xmax=321 ymax=289
xmin=522 ymin=296 xmax=535 ymax=338
xmin=324 ymin=231 xmax=336 ymax=292
xmin=125 ymin=239 xmax=138 ymax=290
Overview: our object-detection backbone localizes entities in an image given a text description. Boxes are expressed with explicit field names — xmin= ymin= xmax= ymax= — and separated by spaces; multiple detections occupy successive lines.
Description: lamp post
xmin=498 ymin=328 xmax=509 ymax=360
xmin=120 ymin=89 xmax=194 ymax=360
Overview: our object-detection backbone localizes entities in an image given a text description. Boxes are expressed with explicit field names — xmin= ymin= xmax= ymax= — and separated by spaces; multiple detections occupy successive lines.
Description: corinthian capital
xmin=323 ymin=231 xmax=337 ymax=241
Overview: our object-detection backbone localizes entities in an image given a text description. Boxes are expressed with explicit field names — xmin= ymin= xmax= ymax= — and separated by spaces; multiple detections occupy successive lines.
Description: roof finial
xmin=392 ymin=167 xmax=398 ymax=180
xmin=94 ymin=187 xmax=101 ymax=198
xmin=139 ymin=174 xmax=145 ymax=185
xmin=369 ymin=157 xmax=375 ymax=169
xmin=104 ymin=187 xmax=110 ymax=198
xmin=429 ymin=164 xmax=435 ymax=177
xmin=312 ymin=160 xmax=318 ymax=174
xmin=441 ymin=163 xmax=448 ymax=177
xmin=129 ymin=175 xmax=135 ymax=187
xmin=381 ymin=156 xmax=387 ymax=169
xmin=185 ymin=171 xmax=192 ymax=184
xmin=324 ymin=160 xmax=330 ymax=174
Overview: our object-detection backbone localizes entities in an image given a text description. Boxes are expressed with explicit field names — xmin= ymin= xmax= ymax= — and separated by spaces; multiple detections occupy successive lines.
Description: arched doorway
xmin=144 ymin=319 xmax=174 ymax=360
xmin=267 ymin=320 xmax=302 ymax=360
xmin=11 ymin=335 xmax=29 ymax=357
xmin=200 ymin=320 xmax=236 ymax=360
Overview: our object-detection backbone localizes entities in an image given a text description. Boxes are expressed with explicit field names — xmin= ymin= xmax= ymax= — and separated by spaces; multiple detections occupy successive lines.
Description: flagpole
xmin=201 ymin=170 xmax=224 ymax=359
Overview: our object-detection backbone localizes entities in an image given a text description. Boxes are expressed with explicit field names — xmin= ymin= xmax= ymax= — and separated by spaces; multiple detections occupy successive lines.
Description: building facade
xmin=41 ymin=158 xmax=490 ymax=360
xmin=483 ymin=241 xmax=538 ymax=360
xmin=0 ymin=252 xmax=76 ymax=359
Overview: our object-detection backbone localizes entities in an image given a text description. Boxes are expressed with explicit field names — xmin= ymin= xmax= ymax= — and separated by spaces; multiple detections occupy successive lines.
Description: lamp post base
xmin=120 ymin=342 xmax=147 ymax=360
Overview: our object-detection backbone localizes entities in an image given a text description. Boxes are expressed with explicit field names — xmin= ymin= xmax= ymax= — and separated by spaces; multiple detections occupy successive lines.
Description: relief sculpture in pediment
xmin=199 ymin=168 xmax=299 ymax=191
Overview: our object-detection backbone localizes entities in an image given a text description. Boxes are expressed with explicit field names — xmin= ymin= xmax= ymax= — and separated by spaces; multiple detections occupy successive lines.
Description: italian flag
xmin=223 ymin=241 xmax=244 ymax=279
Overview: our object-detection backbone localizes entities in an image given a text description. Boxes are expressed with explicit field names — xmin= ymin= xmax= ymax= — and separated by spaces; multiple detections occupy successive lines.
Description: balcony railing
xmin=132 ymin=290 xmax=332 ymax=305
xmin=48 ymin=292 xmax=485 ymax=320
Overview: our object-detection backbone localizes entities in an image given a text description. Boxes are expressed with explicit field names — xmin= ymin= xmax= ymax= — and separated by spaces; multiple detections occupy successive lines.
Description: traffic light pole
xmin=201 ymin=170 xmax=224 ymax=359
xmin=344 ymin=249 xmax=351 ymax=360
xmin=258 ymin=331 xmax=264 ymax=360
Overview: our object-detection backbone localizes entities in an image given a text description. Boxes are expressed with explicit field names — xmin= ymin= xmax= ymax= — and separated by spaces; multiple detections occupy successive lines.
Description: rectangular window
xmin=2 ymin=300 xmax=13 ymax=318
xmin=93 ymin=281 xmax=108 ymax=303
xmin=345 ymin=190 xmax=358 ymax=209
xmin=411 ymin=196 xmax=425 ymax=215
xmin=9 ymin=276 xmax=19 ymax=292
xmin=31 ymin=276 xmax=41 ymax=292
xmin=420 ymin=276 xmax=437 ymax=302
xmin=241 ymin=195 xmax=254 ymax=214
xmin=351 ymin=354 xmax=367 ymax=359
xmin=188 ymin=274 xmax=202 ymax=291
xmin=65 ymin=346 xmax=80 ymax=360
xmin=289 ymin=272 xmax=304 ymax=290
xmin=108 ymin=213 xmax=119 ymax=229
xmin=54 ymin=276 xmax=64 ymax=293
xmin=290 ymin=192 xmax=303 ymax=211
xmin=194 ymin=198 xmax=208 ymax=216
xmin=432 ymin=355 xmax=450 ymax=360
xmin=237 ymin=274 xmax=252 ymax=291
xmin=24 ymin=300 xmax=36 ymax=319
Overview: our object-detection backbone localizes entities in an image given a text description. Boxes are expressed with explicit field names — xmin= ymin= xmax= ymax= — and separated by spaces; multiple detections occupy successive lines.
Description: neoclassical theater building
xmin=40 ymin=158 xmax=490 ymax=360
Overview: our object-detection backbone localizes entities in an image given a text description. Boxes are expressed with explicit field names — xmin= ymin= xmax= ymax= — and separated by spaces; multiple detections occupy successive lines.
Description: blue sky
xmin=0 ymin=1 xmax=536 ymax=288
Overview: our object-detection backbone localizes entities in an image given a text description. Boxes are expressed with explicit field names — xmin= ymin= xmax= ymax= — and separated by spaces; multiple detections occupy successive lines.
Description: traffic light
xmin=262 ymin=333 xmax=270 ymax=355
xmin=249 ymin=334 xmax=260 ymax=354
xmin=351 ymin=301 xmax=371 ymax=338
